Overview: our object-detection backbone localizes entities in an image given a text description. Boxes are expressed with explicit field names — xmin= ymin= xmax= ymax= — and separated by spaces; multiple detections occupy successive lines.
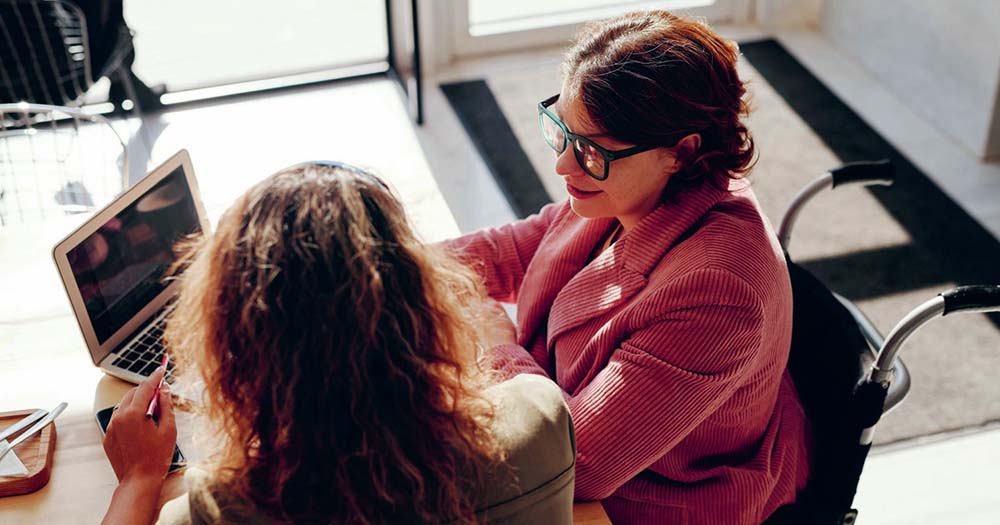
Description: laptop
xmin=52 ymin=150 xmax=210 ymax=385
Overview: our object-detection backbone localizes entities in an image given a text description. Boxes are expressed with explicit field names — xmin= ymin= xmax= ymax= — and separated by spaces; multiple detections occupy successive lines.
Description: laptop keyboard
xmin=110 ymin=312 xmax=174 ymax=380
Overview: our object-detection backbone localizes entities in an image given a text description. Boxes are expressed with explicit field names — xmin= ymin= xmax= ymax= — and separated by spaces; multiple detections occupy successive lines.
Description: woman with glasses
xmin=99 ymin=163 xmax=576 ymax=525
xmin=447 ymin=10 xmax=810 ymax=525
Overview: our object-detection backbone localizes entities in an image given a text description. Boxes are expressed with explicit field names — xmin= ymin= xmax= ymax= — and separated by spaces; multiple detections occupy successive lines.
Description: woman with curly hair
xmin=446 ymin=10 xmax=811 ymax=524
xmin=99 ymin=162 xmax=576 ymax=525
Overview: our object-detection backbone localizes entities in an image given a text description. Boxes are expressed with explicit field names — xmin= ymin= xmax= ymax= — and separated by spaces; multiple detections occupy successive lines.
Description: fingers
xmin=156 ymin=384 xmax=177 ymax=438
xmin=119 ymin=387 xmax=137 ymax=411
xmin=131 ymin=367 xmax=164 ymax=409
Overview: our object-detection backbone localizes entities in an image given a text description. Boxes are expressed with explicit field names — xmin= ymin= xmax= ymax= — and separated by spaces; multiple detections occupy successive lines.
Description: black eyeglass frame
xmin=538 ymin=94 xmax=659 ymax=181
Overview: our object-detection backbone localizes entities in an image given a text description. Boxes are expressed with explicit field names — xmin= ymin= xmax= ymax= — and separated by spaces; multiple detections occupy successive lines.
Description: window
xmin=450 ymin=0 xmax=748 ymax=57
xmin=469 ymin=0 xmax=716 ymax=36
xmin=125 ymin=1 xmax=388 ymax=99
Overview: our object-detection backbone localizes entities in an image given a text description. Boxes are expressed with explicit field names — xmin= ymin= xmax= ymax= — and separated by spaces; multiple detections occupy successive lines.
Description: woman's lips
xmin=566 ymin=183 xmax=602 ymax=199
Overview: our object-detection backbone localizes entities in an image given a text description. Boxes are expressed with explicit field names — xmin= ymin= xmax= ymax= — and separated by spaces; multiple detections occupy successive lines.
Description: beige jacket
xmin=157 ymin=374 xmax=576 ymax=524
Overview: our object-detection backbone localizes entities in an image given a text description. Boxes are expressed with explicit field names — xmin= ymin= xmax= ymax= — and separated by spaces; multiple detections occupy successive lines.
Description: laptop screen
xmin=66 ymin=167 xmax=202 ymax=344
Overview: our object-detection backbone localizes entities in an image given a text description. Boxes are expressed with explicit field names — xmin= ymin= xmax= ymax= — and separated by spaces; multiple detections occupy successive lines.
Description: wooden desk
xmin=0 ymin=173 xmax=609 ymax=524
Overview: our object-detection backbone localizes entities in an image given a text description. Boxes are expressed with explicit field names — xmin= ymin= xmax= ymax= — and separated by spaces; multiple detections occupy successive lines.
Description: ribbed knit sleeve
xmin=492 ymin=268 xmax=765 ymax=501
xmin=443 ymin=202 xmax=563 ymax=302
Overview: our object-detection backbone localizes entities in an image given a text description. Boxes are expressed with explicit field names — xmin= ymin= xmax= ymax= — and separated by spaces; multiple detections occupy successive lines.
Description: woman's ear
xmin=678 ymin=133 xmax=702 ymax=154
xmin=664 ymin=133 xmax=702 ymax=175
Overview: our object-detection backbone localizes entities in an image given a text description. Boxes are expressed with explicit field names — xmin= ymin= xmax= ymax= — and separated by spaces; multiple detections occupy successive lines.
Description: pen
xmin=145 ymin=353 xmax=170 ymax=418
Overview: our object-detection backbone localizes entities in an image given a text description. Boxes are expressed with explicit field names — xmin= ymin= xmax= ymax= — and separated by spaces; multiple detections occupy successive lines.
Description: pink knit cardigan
xmin=447 ymin=178 xmax=811 ymax=524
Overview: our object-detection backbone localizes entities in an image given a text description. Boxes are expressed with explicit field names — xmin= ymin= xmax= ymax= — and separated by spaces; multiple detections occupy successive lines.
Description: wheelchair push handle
xmin=871 ymin=284 xmax=1000 ymax=384
xmin=778 ymin=159 xmax=895 ymax=251
xmin=830 ymin=159 xmax=895 ymax=188
xmin=941 ymin=285 xmax=1000 ymax=315
xmin=861 ymin=284 xmax=1000 ymax=445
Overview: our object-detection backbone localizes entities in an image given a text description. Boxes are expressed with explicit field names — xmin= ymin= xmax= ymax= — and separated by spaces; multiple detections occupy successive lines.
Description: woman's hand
xmin=482 ymin=300 xmax=517 ymax=348
xmin=103 ymin=367 xmax=177 ymax=483
xmin=101 ymin=367 xmax=177 ymax=525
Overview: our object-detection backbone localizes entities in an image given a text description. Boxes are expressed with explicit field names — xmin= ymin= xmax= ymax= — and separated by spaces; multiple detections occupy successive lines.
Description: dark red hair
xmin=564 ymin=10 xmax=755 ymax=188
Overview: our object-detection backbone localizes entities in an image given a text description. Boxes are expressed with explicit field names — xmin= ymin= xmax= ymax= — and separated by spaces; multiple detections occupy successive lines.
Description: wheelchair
xmin=764 ymin=160 xmax=1000 ymax=524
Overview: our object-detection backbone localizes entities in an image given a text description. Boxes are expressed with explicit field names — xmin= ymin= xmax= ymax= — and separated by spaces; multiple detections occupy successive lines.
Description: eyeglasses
xmin=538 ymin=94 xmax=659 ymax=181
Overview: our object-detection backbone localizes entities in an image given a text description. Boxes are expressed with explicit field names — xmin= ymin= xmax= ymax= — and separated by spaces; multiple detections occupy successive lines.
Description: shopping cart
xmin=765 ymin=160 xmax=1000 ymax=524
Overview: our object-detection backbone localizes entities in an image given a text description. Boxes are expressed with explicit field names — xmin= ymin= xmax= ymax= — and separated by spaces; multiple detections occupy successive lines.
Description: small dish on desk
xmin=0 ymin=408 xmax=60 ymax=497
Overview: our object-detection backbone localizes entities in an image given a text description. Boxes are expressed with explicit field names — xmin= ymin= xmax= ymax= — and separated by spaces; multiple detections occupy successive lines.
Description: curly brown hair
xmin=165 ymin=163 xmax=503 ymax=524
xmin=563 ymin=10 xmax=756 ymax=190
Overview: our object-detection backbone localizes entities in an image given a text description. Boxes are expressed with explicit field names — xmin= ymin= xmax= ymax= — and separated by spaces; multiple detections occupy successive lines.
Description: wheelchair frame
xmin=773 ymin=159 xmax=1000 ymax=524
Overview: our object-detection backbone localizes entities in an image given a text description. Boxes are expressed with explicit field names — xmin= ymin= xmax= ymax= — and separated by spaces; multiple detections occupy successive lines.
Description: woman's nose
xmin=554 ymin=146 xmax=583 ymax=177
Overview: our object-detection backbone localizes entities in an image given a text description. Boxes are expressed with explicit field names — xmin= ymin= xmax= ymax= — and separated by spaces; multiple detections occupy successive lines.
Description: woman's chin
xmin=568 ymin=197 xmax=609 ymax=219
